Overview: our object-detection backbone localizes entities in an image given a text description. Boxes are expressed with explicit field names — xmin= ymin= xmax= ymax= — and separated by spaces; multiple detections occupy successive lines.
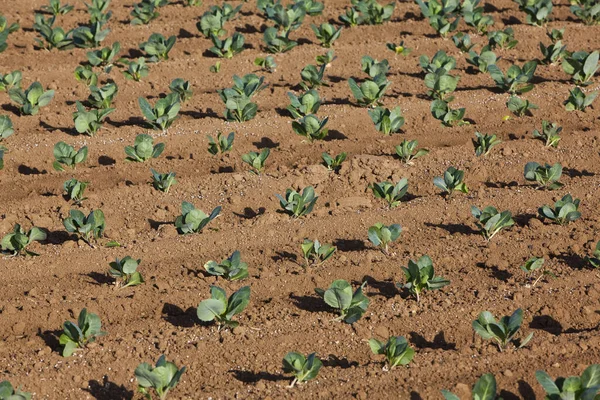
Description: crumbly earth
xmin=1 ymin=0 xmax=599 ymax=399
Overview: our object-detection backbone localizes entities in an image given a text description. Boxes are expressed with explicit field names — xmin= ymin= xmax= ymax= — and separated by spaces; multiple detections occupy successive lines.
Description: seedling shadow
xmin=360 ymin=275 xmax=397 ymax=298
xmin=148 ymin=219 xmax=172 ymax=230
xmin=513 ymin=213 xmax=536 ymax=227
xmin=518 ymin=380 xmax=537 ymax=400
xmin=552 ymin=252 xmax=587 ymax=270
xmin=322 ymin=354 xmax=359 ymax=369
xmin=529 ymin=315 xmax=563 ymax=335
xmin=325 ymin=130 xmax=347 ymax=141
xmin=37 ymin=329 xmax=62 ymax=352
xmin=107 ymin=116 xmax=145 ymax=128
xmin=252 ymin=137 xmax=279 ymax=149
xmin=483 ymin=180 xmax=519 ymax=189
xmin=476 ymin=262 xmax=512 ymax=281
xmin=161 ymin=303 xmax=197 ymax=328
xmin=272 ymin=251 xmax=299 ymax=264
xmin=410 ymin=392 xmax=425 ymax=400
xmin=274 ymin=107 xmax=290 ymax=118
xmin=332 ymin=239 xmax=367 ymax=252
xmin=237 ymin=23 xmax=262 ymax=34
xmin=85 ymin=271 xmax=114 ymax=286
xmin=98 ymin=156 xmax=116 ymax=166
xmin=1 ymin=103 xmax=21 ymax=116
xmin=180 ymin=109 xmax=219 ymax=119
xmin=502 ymin=16 xmax=522 ymax=25
xmin=230 ymin=369 xmax=287 ymax=384
xmin=40 ymin=120 xmax=77 ymax=135
xmin=177 ymin=28 xmax=196 ymax=39
xmin=289 ymin=293 xmax=329 ymax=313
xmin=18 ymin=164 xmax=47 ymax=175
xmin=424 ymin=222 xmax=478 ymax=236
xmin=409 ymin=331 xmax=456 ymax=350
xmin=499 ymin=390 xmax=521 ymax=400
xmin=43 ymin=230 xmax=71 ymax=245
xmin=564 ymin=167 xmax=594 ymax=178
xmin=326 ymin=97 xmax=353 ymax=106
xmin=233 ymin=207 xmax=266 ymax=220
xmin=85 ymin=377 xmax=133 ymax=400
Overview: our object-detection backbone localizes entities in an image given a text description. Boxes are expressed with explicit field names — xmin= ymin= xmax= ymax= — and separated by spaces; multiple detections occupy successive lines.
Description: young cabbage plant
xmin=368 ymin=222 xmax=401 ymax=254
xmin=196 ymin=285 xmax=250 ymax=329
xmin=571 ymin=0 xmax=600 ymax=25
xmin=564 ymin=86 xmax=598 ymax=111
xmin=207 ymin=131 xmax=234 ymax=155
xmin=395 ymin=140 xmax=429 ymax=164
xmin=294 ymin=0 xmax=324 ymax=17
xmin=0 ymin=149 xmax=4 ymax=170
xmin=442 ymin=374 xmax=500 ymax=400
xmin=210 ymin=61 xmax=221 ymax=73
xmin=415 ymin=0 xmax=460 ymax=37
xmin=265 ymin=3 xmax=306 ymax=35
xmin=63 ymin=209 xmax=106 ymax=244
xmin=108 ymin=256 xmax=144 ymax=288
xmin=263 ymin=27 xmax=297 ymax=53
xmin=369 ymin=336 xmax=415 ymax=369
xmin=536 ymin=364 xmax=600 ymax=400
xmin=169 ymin=78 xmax=192 ymax=103
xmin=361 ymin=55 xmax=390 ymax=78
xmin=452 ymin=32 xmax=475 ymax=52
xmin=42 ymin=0 xmax=74 ymax=15
xmin=488 ymin=60 xmax=537 ymax=95
xmin=472 ymin=308 xmax=533 ymax=352
xmin=218 ymin=91 xmax=257 ymax=122
xmin=197 ymin=8 xmax=227 ymax=38
xmin=0 ymin=380 xmax=31 ymax=400
xmin=276 ymin=186 xmax=318 ymax=218
xmin=242 ymin=149 xmax=270 ymax=174
xmin=587 ymin=241 xmax=600 ymax=269
xmin=135 ymin=355 xmax=186 ymax=400
xmin=86 ymin=41 xmax=120 ymax=72
xmin=348 ymin=77 xmax=391 ymax=107
xmin=398 ymin=255 xmax=450 ymax=302
xmin=386 ymin=40 xmax=412 ymax=56
xmin=520 ymin=257 xmax=554 ymax=286
xmin=466 ymin=47 xmax=497 ymax=73
xmin=86 ymin=0 xmax=112 ymax=24
xmin=186 ymin=0 xmax=202 ymax=5
xmin=301 ymin=239 xmax=336 ymax=267
xmin=524 ymin=162 xmax=563 ymax=190
xmin=538 ymin=194 xmax=581 ymax=225
xmin=8 ymin=82 xmax=54 ymax=115
xmin=73 ymin=101 xmax=114 ymax=136
xmin=87 ymin=82 xmax=118 ymax=110
xmin=34 ymin=24 xmax=74 ymax=51
xmin=204 ymin=250 xmax=248 ymax=281
xmin=138 ymin=93 xmax=181 ymax=130
xmin=434 ymin=166 xmax=468 ymax=197
xmin=430 ymin=99 xmax=467 ymax=127
xmin=282 ymin=352 xmax=322 ymax=388
xmin=209 ymin=32 xmax=245 ymax=59
xmin=60 ymin=308 xmax=106 ymax=357
xmin=420 ymin=50 xmax=457 ymax=74
xmin=0 ymin=70 xmax=22 ymax=91
xmin=472 ymin=132 xmax=501 ymax=156
xmin=322 ymin=152 xmax=346 ymax=172
xmin=1 ymin=224 xmax=47 ymax=256
xmin=424 ymin=69 xmax=460 ymax=101
xmin=254 ymin=55 xmax=277 ymax=72
xmin=53 ymin=141 xmax=88 ymax=171
xmin=210 ymin=3 xmax=242 ymax=21
xmin=123 ymin=58 xmax=149 ymax=81
xmin=463 ymin=3 xmax=494 ymax=34
xmin=287 ymin=89 xmax=321 ymax=119
xmin=300 ymin=64 xmax=328 ymax=90
xmin=0 ymin=115 xmax=13 ymax=143
xmin=471 ymin=206 xmax=514 ymax=241
xmin=316 ymin=49 xmax=336 ymax=66
xmin=125 ymin=134 xmax=165 ymax=162
xmin=130 ymin=2 xmax=159 ymax=25
xmin=292 ymin=114 xmax=328 ymax=141
xmin=522 ymin=0 xmax=553 ymax=26
xmin=539 ymin=39 xmax=568 ymax=65
xmin=63 ymin=178 xmax=88 ymax=205
xmin=532 ymin=120 xmax=561 ymax=147
xmin=369 ymin=106 xmax=404 ymax=135
xmin=227 ymin=74 xmax=267 ymax=98
xmin=150 ymin=169 xmax=176 ymax=193
xmin=174 ymin=202 xmax=221 ymax=235
xmin=507 ymin=95 xmax=538 ymax=117
xmin=74 ymin=65 xmax=99 ymax=87
xmin=339 ymin=6 xmax=360 ymax=26
xmin=370 ymin=179 xmax=409 ymax=208
xmin=315 ymin=280 xmax=369 ymax=323
xmin=355 ymin=0 xmax=395 ymax=25
xmin=139 ymin=33 xmax=176 ymax=62
xmin=311 ymin=23 xmax=342 ymax=47
xmin=71 ymin=22 xmax=110 ymax=48
xmin=562 ymin=50 xmax=599 ymax=86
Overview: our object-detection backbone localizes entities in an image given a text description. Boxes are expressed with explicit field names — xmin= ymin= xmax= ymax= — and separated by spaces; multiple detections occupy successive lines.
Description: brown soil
xmin=1 ymin=0 xmax=600 ymax=399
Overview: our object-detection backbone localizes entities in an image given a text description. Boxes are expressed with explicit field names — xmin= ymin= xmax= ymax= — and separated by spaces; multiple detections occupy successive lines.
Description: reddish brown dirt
xmin=1 ymin=0 xmax=600 ymax=399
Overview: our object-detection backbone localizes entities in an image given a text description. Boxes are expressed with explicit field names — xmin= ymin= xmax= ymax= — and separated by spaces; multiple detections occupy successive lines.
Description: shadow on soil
xmin=409 ymin=331 xmax=456 ymax=351
xmin=85 ymin=377 xmax=133 ymax=400
xmin=230 ymin=369 xmax=287 ymax=383
xmin=161 ymin=303 xmax=197 ymax=328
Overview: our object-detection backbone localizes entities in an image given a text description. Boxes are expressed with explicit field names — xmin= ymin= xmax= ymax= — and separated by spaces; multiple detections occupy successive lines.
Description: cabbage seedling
xmin=86 ymin=41 xmax=120 ymax=72
xmin=522 ymin=0 xmax=553 ymax=26
xmin=86 ymin=0 xmax=112 ymax=24
xmin=386 ymin=40 xmax=412 ymax=56
xmin=8 ymin=82 xmax=54 ymax=115
xmin=434 ymin=166 xmax=468 ymax=197
xmin=442 ymin=374 xmax=500 ymax=400
xmin=0 ymin=115 xmax=13 ymax=142
xmin=135 ymin=355 xmax=186 ymax=400
xmin=472 ymin=308 xmax=533 ymax=351
xmin=125 ymin=134 xmax=165 ymax=162
xmin=207 ymin=131 xmax=234 ymax=155
xmin=348 ymin=77 xmax=391 ymax=107
xmin=339 ymin=7 xmax=360 ymax=26
xmin=300 ymin=64 xmax=328 ymax=90
xmin=186 ymin=0 xmax=202 ymax=5
xmin=587 ymin=241 xmax=600 ymax=268
xmin=369 ymin=106 xmax=404 ymax=135
xmin=242 ymin=149 xmax=270 ymax=174
xmin=295 ymin=0 xmax=323 ymax=16
xmin=398 ymin=255 xmax=449 ymax=302
xmin=463 ymin=3 xmax=494 ymax=34
xmin=254 ymin=55 xmax=277 ymax=72
xmin=150 ymin=169 xmax=176 ymax=193
xmin=452 ymin=32 xmax=474 ymax=52
xmin=538 ymin=194 xmax=581 ymax=225
xmin=174 ymin=202 xmax=221 ymax=234
xmin=204 ymin=250 xmax=248 ymax=280
xmin=60 ymin=308 xmax=106 ymax=357
xmin=564 ymin=87 xmax=598 ymax=111
xmin=292 ymin=114 xmax=328 ymax=141
xmin=218 ymin=91 xmax=257 ymax=122
xmin=63 ymin=209 xmax=105 ymax=244
xmin=430 ymin=99 xmax=466 ymax=127
xmin=315 ymin=280 xmax=369 ymax=323
xmin=415 ymin=0 xmax=460 ymax=37
xmin=472 ymin=132 xmax=501 ymax=156
xmin=74 ymin=65 xmax=99 ymax=87
xmin=536 ymin=364 xmax=600 ymax=400
xmin=282 ymin=352 xmax=322 ymax=388
xmin=53 ymin=142 xmax=88 ymax=171
xmin=539 ymin=39 xmax=567 ymax=65
xmin=420 ymin=50 xmax=456 ymax=74
xmin=311 ymin=23 xmax=342 ymax=47
xmin=0 ymin=380 xmax=31 ymax=400
xmin=395 ymin=139 xmax=429 ymax=164
xmin=487 ymin=27 xmax=518 ymax=50
xmin=34 ymin=24 xmax=74 ymax=50
xmin=370 ymin=179 xmax=408 ymax=208
xmin=524 ymin=162 xmax=563 ymax=190
xmin=532 ymin=120 xmax=561 ymax=147
xmin=563 ymin=51 xmax=599 ymax=86
xmin=424 ymin=69 xmax=459 ymax=101
xmin=316 ymin=49 xmax=336 ymax=66
xmin=63 ymin=178 xmax=88 ymax=205
xmin=571 ymin=0 xmax=600 ymax=25
xmin=209 ymin=62 xmax=221 ymax=73
xmin=1 ymin=224 xmax=47 ymax=256
xmin=301 ymin=239 xmax=336 ymax=267
xmin=369 ymin=336 xmax=415 ymax=369
xmin=275 ymin=186 xmax=318 ymax=218
xmin=265 ymin=3 xmax=306 ymax=35
xmin=507 ymin=95 xmax=538 ymax=117
xmin=109 ymin=256 xmax=144 ymax=288
xmin=197 ymin=8 xmax=227 ymax=38
xmin=471 ymin=206 xmax=514 ymax=241
xmin=0 ymin=70 xmax=22 ymax=91
xmin=287 ymin=89 xmax=321 ymax=119
xmin=123 ymin=58 xmax=149 ymax=81
xmin=196 ymin=285 xmax=250 ymax=329
xmin=263 ymin=27 xmax=297 ymax=53
xmin=466 ymin=47 xmax=497 ymax=73
xmin=208 ymin=32 xmax=245 ymax=59
xmin=0 ymin=149 xmax=4 ymax=170
xmin=73 ymin=101 xmax=114 ymax=136
xmin=520 ymin=257 xmax=554 ymax=286
xmin=322 ymin=152 xmax=346 ymax=172
xmin=361 ymin=55 xmax=390 ymax=78
xmin=368 ymin=222 xmax=401 ymax=254
xmin=87 ymin=82 xmax=118 ymax=109
xmin=228 ymin=74 xmax=267 ymax=98
xmin=210 ymin=3 xmax=242 ymax=21
xmin=130 ymin=2 xmax=159 ymax=25
xmin=72 ymin=22 xmax=110 ymax=48
xmin=42 ymin=0 xmax=74 ymax=15
xmin=139 ymin=93 xmax=181 ymax=130
xmin=488 ymin=60 xmax=537 ymax=95
xmin=139 ymin=33 xmax=176 ymax=62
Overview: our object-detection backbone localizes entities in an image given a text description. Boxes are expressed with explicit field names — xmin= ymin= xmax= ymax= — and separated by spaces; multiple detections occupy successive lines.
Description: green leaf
xmin=196 ymin=298 xmax=226 ymax=322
